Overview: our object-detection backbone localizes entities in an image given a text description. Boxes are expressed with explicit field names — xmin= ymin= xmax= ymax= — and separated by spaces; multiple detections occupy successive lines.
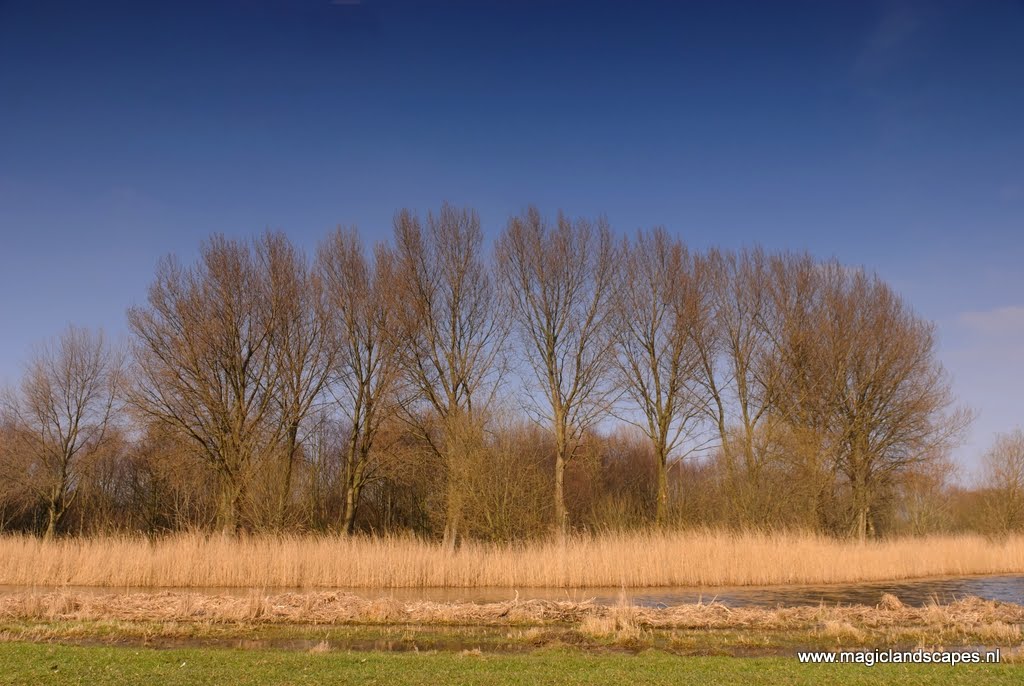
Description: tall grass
xmin=1 ymin=530 xmax=1023 ymax=589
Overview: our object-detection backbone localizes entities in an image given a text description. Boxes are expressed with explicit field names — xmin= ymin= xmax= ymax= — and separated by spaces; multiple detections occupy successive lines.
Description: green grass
xmin=0 ymin=617 xmax=970 ymax=654
xmin=0 ymin=642 xmax=1021 ymax=686
xmin=10 ymin=613 xmax=1024 ymax=659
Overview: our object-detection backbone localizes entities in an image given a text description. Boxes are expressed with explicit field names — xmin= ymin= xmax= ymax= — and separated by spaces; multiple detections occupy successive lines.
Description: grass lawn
xmin=0 ymin=642 xmax=1020 ymax=686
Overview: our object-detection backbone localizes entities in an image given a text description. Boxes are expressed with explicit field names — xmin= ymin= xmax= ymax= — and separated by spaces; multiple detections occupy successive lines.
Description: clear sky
xmin=1 ymin=0 xmax=1022 ymax=477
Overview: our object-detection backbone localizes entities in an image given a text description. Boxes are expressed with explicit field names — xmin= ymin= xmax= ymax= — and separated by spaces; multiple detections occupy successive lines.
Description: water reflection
xmin=608 ymin=575 xmax=1024 ymax=608
xmin=343 ymin=575 xmax=1024 ymax=608
xmin=3 ymin=574 xmax=1022 ymax=608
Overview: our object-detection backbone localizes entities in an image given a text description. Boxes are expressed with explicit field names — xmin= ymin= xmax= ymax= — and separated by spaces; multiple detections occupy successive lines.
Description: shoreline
xmin=2 ymin=568 xmax=1022 ymax=592
xmin=1 ymin=589 xmax=1023 ymax=657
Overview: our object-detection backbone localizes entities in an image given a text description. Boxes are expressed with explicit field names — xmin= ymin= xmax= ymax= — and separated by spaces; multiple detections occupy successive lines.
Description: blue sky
xmin=1 ymin=0 xmax=1022 ymax=476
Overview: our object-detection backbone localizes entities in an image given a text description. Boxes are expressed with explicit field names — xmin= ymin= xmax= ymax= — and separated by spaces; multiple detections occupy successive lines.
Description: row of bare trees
xmin=0 ymin=328 xmax=123 ymax=538
xmin=0 ymin=204 xmax=978 ymax=540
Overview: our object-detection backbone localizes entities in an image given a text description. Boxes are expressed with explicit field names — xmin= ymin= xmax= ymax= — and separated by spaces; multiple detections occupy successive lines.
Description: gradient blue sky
xmin=1 ymin=0 xmax=1022 ymax=477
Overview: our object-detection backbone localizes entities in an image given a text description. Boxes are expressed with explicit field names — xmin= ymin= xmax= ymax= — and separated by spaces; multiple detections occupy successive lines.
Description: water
xmin=3 ymin=574 xmax=1023 ymax=608
xmin=330 ymin=575 xmax=1024 ymax=608
xmin=597 ymin=574 xmax=1024 ymax=608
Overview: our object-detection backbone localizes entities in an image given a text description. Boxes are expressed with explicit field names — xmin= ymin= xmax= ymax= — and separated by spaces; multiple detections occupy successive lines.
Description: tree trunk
xmin=552 ymin=407 xmax=570 ymax=539
xmin=275 ymin=424 xmax=299 ymax=530
xmin=553 ymin=451 xmax=568 ymax=539
xmin=853 ymin=472 xmax=870 ymax=542
xmin=442 ymin=512 xmax=460 ymax=552
xmin=656 ymin=450 xmax=669 ymax=526
xmin=443 ymin=465 xmax=463 ymax=552
xmin=43 ymin=501 xmax=60 ymax=540
xmin=855 ymin=503 xmax=868 ymax=543
xmin=341 ymin=481 xmax=361 ymax=535
xmin=341 ymin=427 xmax=362 ymax=535
xmin=219 ymin=479 xmax=243 ymax=536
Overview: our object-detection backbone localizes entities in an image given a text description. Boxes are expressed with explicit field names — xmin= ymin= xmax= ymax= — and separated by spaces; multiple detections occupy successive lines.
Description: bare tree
xmin=496 ymin=207 xmax=618 ymax=537
xmin=128 ymin=235 xmax=281 ymax=534
xmin=974 ymin=430 xmax=1024 ymax=536
xmin=892 ymin=455 xmax=956 ymax=535
xmin=817 ymin=268 xmax=970 ymax=540
xmin=318 ymin=227 xmax=400 ymax=534
xmin=761 ymin=253 xmax=842 ymax=529
xmin=980 ymin=429 xmax=1024 ymax=533
xmin=613 ymin=228 xmax=707 ymax=524
xmin=259 ymin=231 xmax=334 ymax=529
xmin=381 ymin=204 xmax=506 ymax=545
xmin=0 ymin=417 xmax=24 ymax=532
xmin=690 ymin=248 xmax=782 ymax=522
xmin=0 ymin=326 xmax=123 ymax=539
xmin=449 ymin=415 xmax=552 ymax=542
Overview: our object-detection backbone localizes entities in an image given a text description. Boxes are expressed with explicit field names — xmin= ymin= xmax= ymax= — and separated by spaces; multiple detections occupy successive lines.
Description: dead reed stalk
xmin=0 ymin=590 xmax=1022 ymax=637
xmin=1 ymin=531 xmax=1023 ymax=589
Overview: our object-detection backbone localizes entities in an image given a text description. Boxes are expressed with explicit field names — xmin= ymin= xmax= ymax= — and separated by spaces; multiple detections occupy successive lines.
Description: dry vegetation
xmin=2 ymin=530 xmax=1024 ymax=589
xmin=2 ymin=587 xmax=1023 ymax=650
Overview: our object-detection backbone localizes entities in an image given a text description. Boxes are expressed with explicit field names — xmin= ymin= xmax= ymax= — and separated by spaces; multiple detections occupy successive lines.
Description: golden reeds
xmin=1 ymin=530 xmax=1023 ymax=589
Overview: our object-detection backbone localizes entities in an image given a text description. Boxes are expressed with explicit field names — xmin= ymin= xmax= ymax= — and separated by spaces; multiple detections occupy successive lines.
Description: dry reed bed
xmin=2 ymin=531 xmax=1024 ymax=589
xmin=1 ymin=589 xmax=1022 ymax=636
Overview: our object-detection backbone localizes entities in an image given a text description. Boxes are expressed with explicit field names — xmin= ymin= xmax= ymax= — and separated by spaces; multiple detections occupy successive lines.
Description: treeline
xmin=0 ymin=203 xmax=1015 ymax=541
